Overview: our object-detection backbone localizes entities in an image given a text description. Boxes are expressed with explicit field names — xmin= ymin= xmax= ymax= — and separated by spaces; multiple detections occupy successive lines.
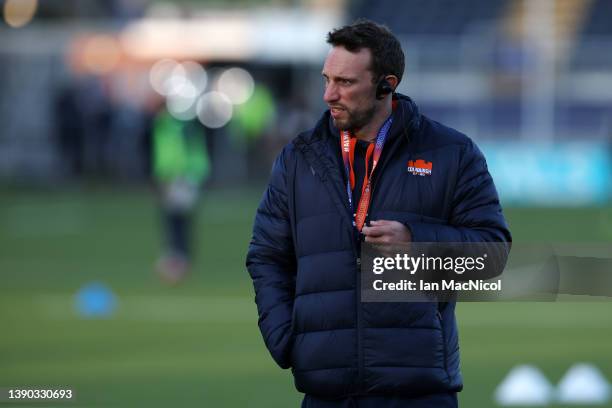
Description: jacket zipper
xmin=355 ymin=132 xmax=404 ymax=391
xmin=355 ymin=251 xmax=363 ymax=394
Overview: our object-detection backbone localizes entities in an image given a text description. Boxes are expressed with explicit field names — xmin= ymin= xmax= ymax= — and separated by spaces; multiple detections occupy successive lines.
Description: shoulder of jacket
xmin=276 ymin=129 xmax=312 ymax=164
xmin=292 ymin=112 xmax=330 ymax=146
xmin=418 ymin=115 xmax=478 ymax=152
xmin=275 ymin=142 xmax=297 ymax=166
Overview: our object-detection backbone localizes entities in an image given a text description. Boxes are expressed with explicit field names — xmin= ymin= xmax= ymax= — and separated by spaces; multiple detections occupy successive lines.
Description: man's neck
xmin=353 ymin=98 xmax=393 ymax=142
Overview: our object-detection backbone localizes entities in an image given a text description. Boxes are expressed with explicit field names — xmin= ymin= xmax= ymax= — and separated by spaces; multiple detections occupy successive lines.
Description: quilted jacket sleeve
xmin=406 ymin=139 xmax=511 ymax=244
xmin=246 ymin=147 xmax=296 ymax=369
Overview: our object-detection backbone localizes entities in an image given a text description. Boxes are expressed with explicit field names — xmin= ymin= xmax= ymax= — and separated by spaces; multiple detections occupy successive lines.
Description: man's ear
xmin=385 ymin=75 xmax=399 ymax=92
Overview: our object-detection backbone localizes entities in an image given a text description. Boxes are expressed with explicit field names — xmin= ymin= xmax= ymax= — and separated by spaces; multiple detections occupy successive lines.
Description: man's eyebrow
xmin=321 ymin=73 xmax=356 ymax=82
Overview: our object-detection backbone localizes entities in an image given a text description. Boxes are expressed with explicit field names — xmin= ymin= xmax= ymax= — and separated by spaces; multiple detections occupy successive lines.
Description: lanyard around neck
xmin=340 ymin=115 xmax=393 ymax=231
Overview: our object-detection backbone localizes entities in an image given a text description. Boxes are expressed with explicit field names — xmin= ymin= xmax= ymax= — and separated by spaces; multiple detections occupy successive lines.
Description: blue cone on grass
xmin=75 ymin=282 xmax=117 ymax=318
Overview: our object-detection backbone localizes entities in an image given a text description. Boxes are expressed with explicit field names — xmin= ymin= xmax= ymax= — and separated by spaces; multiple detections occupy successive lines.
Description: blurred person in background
xmin=152 ymin=106 xmax=210 ymax=284
xmin=230 ymin=83 xmax=276 ymax=146
xmin=229 ymin=83 xmax=277 ymax=178
xmin=246 ymin=19 xmax=511 ymax=407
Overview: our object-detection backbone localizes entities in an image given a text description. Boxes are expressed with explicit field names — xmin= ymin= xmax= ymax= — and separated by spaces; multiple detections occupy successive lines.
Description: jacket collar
xmin=296 ymin=93 xmax=421 ymax=147
xmin=292 ymin=94 xmax=422 ymax=230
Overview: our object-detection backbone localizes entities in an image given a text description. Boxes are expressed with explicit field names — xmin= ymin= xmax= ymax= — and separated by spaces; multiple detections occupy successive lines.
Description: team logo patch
xmin=407 ymin=159 xmax=432 ymax=176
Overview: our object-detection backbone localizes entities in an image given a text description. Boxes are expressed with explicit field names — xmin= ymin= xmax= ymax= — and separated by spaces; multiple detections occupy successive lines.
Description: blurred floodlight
xmin=196 ymin=92 xmax=233 ymax=128
xmin=120 ymin=12 xmax=337 ymax=61
xmin=166 ymin=81 xmax=198 ymax=121
xmin=150 ymin=60 xmax=207 ymax=98
xmin=165 ymin=64 xmax=188 ymax=96
xmin=149 ymin=59 xmax=180 ymax=95
xmin=152 ymin=60 xmax=208 ymax=121
xmin=121 ymin=19 xmax=252 ymax=61
xmin=217 ymin=67 xmax=255 ymax=105
xmin=166 ymin=100 xmax=197 ymax=121
xmin=181 ymin=61 xmax=208 ymax=94
xmin=3 ymin=0 xmax=38 ymax=28
xmin=83 ymin=35 xmax=121 ymax=75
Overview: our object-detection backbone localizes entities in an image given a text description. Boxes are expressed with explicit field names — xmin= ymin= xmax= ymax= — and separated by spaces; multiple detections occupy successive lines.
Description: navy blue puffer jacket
xmin=246 ymin=95 xmax=511 ymax=398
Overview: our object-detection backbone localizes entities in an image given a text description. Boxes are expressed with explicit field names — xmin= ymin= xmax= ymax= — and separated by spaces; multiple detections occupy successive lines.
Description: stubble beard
xmin=333 ymin=102 xmax=377 ymax=133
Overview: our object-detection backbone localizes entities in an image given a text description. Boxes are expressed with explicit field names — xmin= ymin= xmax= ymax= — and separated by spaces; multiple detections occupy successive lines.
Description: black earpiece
xmin=376 ymin=78 xmax=393 ymax=100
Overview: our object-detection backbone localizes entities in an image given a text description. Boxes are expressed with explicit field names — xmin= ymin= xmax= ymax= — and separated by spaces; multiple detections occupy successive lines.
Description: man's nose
xmin=323 ymin=83 xmax=339 ymax=103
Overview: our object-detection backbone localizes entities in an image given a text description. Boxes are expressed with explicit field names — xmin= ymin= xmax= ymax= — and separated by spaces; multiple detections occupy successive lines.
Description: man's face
xmin=322 ymin=46 xmax=378 ymax=131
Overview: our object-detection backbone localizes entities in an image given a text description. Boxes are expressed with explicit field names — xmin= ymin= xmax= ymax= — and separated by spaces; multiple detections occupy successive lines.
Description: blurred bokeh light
xmin=217 ymin=67 xmax=255 ymax=105
xmin=196 ymin=91 xmax=233 ymax=128
xmin=82 ymin=34 xmax=121 ymax=75
xmin=3 ymin=0 xmax=38 ymax=28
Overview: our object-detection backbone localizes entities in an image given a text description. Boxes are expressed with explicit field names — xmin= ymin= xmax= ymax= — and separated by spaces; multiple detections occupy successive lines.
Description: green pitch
xmin=0 ymin=187 xmax=611 ymax=407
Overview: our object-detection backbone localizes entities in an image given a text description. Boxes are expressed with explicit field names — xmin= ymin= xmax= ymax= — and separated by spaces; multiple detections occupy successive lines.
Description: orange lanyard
xmin=340 ymin=116 xmax=393 ymax=231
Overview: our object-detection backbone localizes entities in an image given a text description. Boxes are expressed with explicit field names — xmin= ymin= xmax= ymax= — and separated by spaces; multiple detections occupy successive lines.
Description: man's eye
xmin=342 ymin=79 xmax=352 ymax=86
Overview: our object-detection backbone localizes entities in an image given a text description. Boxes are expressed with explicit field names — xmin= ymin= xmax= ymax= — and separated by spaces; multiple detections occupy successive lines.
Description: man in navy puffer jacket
xmin=246 ymin=19 xmax=511 ymax=407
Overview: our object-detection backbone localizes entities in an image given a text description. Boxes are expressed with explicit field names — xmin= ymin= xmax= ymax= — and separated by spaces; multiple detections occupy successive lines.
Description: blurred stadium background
xmin=0 ymin=0 xmax=611 ymax=406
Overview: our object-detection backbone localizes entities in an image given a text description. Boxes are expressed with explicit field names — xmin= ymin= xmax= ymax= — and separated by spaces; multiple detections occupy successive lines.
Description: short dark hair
xmin=327 ymin=19 xmax=405 ymax=84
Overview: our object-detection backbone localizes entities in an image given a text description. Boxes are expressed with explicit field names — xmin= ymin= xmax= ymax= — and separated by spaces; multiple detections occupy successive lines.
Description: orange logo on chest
xmin=407 ymin=159 xmax=432 ymax=176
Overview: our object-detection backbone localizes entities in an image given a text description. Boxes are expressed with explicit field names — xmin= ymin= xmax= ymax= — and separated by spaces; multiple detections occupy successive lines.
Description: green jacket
xmin=152 ymin=110 xmax=210 ymax=184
